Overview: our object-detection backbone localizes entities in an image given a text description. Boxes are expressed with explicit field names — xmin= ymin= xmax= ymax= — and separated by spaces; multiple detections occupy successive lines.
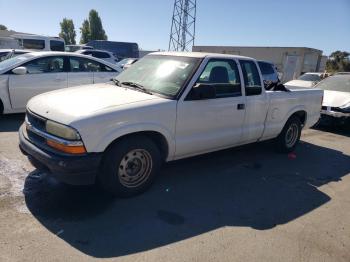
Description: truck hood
xmin=27 ymin=83 xmax=163 ymax=124
xmin=284 ymin=80 xmax=315 ymax=88
xmin=322 ymin=90 xmax=350 ymax=108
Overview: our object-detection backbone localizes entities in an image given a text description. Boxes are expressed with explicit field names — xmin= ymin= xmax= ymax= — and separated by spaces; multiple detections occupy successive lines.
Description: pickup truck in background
xmin=19 ymin=52 xmax=323 ymax=197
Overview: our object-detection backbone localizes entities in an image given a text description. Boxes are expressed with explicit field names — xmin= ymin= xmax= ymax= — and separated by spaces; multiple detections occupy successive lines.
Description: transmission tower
xmin=168 ymin=0 xmax=197 ymax=52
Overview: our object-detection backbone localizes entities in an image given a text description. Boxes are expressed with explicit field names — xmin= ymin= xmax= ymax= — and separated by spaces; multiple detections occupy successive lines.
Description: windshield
xmin=116 ymin=58 xmax=133 ymax=67
xmin=0 ymin=53 xmax=34 ymax=71
xmin=114 ymin=55 xmax=200 ymax=97
xmin=298 ymin=74 xmax=321 ymax=82
xmin=316 ymin=75 xmax=350 ymax=93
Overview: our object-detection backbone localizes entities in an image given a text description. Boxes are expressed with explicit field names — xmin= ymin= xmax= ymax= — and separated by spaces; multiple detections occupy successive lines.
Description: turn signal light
xmin=47 ymin=140 xmax=86 ymax=154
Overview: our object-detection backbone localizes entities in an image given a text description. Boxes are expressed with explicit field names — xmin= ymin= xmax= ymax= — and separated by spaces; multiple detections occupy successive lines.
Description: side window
xmin=194 ymin=59 xmax=241 ymax=98
xmin=22 ymin=39 xmax=45 ymax=50
xmin=239 ymin=60 xmax=262 ymax=96
xmin=50 ymin=40 xmax=65 ymax=51
xmin=24 ymin=56 xmax=64 ymax=74
xmin=102 ymin=65 xmax=116 ymax=72
xmin=94 ymin=52 xmax=110 ymax=59
xmin=69 ymin=57 xmax=111 ymax=72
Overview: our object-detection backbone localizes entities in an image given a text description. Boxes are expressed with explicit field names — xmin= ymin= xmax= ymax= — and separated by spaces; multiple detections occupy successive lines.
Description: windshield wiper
xmin=112 ymin=78 xmax=122 ymax=86
xmin=121 ymin=81 xmax=153 ymax=95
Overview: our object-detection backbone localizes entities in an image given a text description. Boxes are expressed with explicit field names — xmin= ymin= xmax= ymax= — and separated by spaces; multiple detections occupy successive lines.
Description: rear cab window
xmin=239 ymin=60 xmax=262 ymax=96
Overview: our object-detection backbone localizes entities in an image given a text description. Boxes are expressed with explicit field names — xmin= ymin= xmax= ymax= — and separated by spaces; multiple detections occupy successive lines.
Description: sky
xmin=0 ymin=0 xmax=349 ymax=55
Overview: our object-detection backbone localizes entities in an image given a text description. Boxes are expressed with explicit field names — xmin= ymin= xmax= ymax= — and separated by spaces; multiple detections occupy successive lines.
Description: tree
xmin=326 ymin=51 xmax=350 ymax=73
xmin=80 ymin=9 xmax=108 ymax=44
xmin=89 ymin=9 xmax=108 ymax=41
xmin=80 ymin=19 xmax=91 ymax=44
xmin=0 ymin=24 xmax=7 ymax=30
xmin=59 ymin=18 xmax=76 ymax=45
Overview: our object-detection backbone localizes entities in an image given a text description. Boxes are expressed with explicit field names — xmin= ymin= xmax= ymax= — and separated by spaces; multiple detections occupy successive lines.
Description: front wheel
xmin=275 ymin=116 xmax=302 ymax=153
xmin=99 ymin=136 xmax=161 ymax=197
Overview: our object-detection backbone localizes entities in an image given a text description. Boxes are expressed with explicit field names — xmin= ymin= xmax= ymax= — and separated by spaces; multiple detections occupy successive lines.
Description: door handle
xmin=237 ymin=104 xmax=245 ymax=110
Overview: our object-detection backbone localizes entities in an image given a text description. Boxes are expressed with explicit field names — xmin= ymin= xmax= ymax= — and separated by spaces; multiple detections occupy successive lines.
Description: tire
xmin=98 ymin=135 xmax=162 ymax=197
xmin=275 ymin=116 xmax=302 ymax=153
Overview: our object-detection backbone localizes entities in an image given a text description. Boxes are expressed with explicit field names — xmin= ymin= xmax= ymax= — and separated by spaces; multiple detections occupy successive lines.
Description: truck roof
xmin=149 ymin=51 xmax=255 ymax=60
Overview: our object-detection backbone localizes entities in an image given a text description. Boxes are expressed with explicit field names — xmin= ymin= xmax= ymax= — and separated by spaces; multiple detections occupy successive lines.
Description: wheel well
xmin=106 ymin=131 xmax=169 ymax=160
xmin=290 ymin=110 xmax=306 ymax=126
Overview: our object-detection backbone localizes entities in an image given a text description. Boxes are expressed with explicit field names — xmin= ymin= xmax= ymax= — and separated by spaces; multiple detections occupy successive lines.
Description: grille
xmin=26 ymin=111 xmax=46 ymax=131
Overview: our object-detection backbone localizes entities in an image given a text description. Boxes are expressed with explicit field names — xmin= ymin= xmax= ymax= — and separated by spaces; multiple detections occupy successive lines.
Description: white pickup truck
xmin=19 ymin=52 xmax=323 ymax=197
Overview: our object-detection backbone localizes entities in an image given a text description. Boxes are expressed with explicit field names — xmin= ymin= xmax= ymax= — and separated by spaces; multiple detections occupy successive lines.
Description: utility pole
xmin=168 ymin=0 xmax=197 ymax=52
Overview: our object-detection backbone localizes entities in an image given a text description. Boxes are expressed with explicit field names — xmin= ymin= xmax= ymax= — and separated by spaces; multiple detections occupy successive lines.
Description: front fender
xmin=83 ymin=122 xmax=176 ymax=161
xmin=0 ymin=75 xmax=11 ymax=113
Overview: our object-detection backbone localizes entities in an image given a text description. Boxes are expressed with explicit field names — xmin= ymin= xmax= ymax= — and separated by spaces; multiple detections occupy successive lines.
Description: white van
xmin=12 ymin=34 xmax=65 ymax=52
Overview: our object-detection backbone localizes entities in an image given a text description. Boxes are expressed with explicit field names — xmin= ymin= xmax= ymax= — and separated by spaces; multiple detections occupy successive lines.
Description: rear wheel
xmin=275 ymin=116 xmax=302 ymax=153
xmin=99 ymin=136 xmax=161 ymax=197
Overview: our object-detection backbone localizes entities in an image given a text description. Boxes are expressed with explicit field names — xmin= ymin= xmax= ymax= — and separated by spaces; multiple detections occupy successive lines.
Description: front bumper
xmin=19 ymin=125 xmax=102 ymax=185
xmin=321 ymin=109 xmax=350 ymax=118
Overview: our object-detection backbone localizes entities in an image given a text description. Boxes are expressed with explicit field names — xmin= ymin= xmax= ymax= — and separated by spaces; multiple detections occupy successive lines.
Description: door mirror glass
xmin=190 ymin=83 xmax=216 ymax=100
xmin=12 ymin=66 xmax=27 ymax=75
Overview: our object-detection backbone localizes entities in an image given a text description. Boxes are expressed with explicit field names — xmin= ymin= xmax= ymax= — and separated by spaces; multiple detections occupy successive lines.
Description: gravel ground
xmin=0 ymin=114 xmax=349 ymax=262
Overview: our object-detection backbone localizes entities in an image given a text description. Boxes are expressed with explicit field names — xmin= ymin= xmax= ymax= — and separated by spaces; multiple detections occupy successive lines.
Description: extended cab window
xmin=239 ymin=60 xmax=262 ymax=96
xmin=24 ymin=56 xmax=64 ymax=74
xmin=194 ymin=59 xmax=241 ymax=98
xmin=258 ymin=61 xmax=275 ymax=75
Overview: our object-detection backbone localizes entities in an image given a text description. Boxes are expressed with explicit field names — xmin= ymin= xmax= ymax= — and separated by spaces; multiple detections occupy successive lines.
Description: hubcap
xmin=118 ymin=149 xmax=152 ymax=188
xmin=285 ymin=123 xmax=299 ymax=148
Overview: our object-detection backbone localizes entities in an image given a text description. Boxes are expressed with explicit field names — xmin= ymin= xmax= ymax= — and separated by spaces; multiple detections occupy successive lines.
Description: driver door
xmin=175 ymin=58 xmax=246 ymax=158
xmin=9 ymin=56 xmax=67 ymax=110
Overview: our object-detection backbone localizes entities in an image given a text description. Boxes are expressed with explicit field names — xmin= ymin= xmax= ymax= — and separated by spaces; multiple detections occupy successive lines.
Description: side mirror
xmin=190 ymin=83 xmax=216 ymax=100
xmin=12 ymin=66 xmax=27 ymax=75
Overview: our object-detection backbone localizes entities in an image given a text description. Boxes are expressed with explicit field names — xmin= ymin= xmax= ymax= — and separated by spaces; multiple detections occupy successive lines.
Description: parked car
xmin=257 ymin=60 xmax=279 ymax=88
xmin=285 ymin=72 xmax=325 ymax=89
xmin=116 ymin=58 xmax=139 ymax=70
xmin=318 ymin=74 xmax=350 ymax=125
xmin=19 ymin=52 xmax=323 ymax=197
xmin=12 ymin=34 xmax=65 ymax=51
xmin=0 ymin=51 xmax=121 ymax=114
xmin=0 ymin=49 xmax=33 ymax=62
xmin=65 ymin=45 xmax=93 ymax=52
xmin=75 ymin=49 xmax=117 ymax=64
xmin=86 ymin=40 xmax=139 ymax=60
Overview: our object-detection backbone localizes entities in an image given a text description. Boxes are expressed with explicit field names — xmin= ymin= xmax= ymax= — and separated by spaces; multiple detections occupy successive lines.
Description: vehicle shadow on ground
xmin=0 ymin=114 xmax=25 ymax=132
xmin=24 ymin=140 xmax=350 ymax=258
xmin=313 ymin=123 xmax=350 ymax=138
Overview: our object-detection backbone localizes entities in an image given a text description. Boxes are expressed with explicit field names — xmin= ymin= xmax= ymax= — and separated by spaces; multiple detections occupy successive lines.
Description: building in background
xmin=192 ymin=46 xmax=326 ymax=82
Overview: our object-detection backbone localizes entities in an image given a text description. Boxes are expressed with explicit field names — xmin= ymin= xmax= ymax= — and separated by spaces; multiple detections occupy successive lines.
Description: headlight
xmin=340 ymin=102 xmax=350 ymax=112
xmin=46 ymin=120 xmax=81 ymax=140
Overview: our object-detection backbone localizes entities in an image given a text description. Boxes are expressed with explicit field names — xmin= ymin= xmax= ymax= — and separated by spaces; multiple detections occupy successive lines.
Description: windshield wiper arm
xmin=121 ymin=82 xmax=153 ymax=95
xmin=112 ymin=78 xmax=122 ymax=86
